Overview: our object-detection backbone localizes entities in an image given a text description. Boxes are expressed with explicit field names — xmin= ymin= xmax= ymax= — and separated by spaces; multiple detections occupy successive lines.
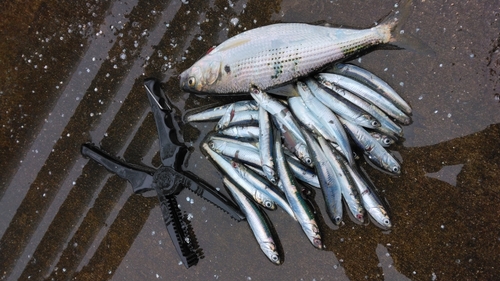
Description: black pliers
xmin=81 ymin=78 xmax=244 ymax=268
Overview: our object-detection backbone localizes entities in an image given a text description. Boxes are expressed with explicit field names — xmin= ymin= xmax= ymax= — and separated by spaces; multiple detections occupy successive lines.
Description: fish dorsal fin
xmin=211 ymin=37 xmax=251 ymax=54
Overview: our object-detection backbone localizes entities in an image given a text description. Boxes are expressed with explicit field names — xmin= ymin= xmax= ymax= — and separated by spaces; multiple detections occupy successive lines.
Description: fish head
xmin=207 ymin=140 xmax=225 ymax=154
xmin=259 ymin=242 xmax=281 ymax=265
xmin=262 ymin=165 xmax=278 ymax=185
xmin=382 ymin=154 xmax=401 ymax=175
xmin=370 ymin=206 xmax=392 ymax=229
xmin=180 ymin=55 xmax=222 ymax=93
xmin=304 ymin=222 xmax=323 ymax=249
xmin=262 ymin=198 xmax=276 ymax=210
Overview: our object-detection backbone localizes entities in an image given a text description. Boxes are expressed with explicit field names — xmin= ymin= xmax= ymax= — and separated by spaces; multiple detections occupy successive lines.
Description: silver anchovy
xmin=273 ymin=128 xmax=323 ymax=249
xmin=297 ymin=80 xmax=354 ymax=165
xmin=342 ymin=164 xmax=392 ymax=229
xmin=207 ymin=137 xmax=262 ymax=167
xmin=209 ymin=135 xmax=259 ymax=149
xmin=250 ymin=88 xmax=305 ymax=144
xmin=251 ymin=88 xmax=312 ymax=166
xmin=202 ymin=142 xmax=276 ymax=209
xmin=301 ymin=129 xmax=343 ymax=225
xmin=180 ymin=0 xmax=417 ymax=94
xmin=318 ymin=73 xmax=410 ymax=125
xmin=318 ymin=137 xmax=365 ymax=224
xmin=186 ymin=100 xmax=258 ymax=122
xmin=258 ymin=106 xmax=278 ymax=184
xmin=231 ymin=161 xmax=296 ymax=220
xmin=304 ymin=77 xmax=380 ymax=129
xmin=219 ymin=125 xmax=260 ymax=139
xmin=316 ymin=73 xmax=403 ymax=138
xmin=288 ymin=96 xmax=341 ymax=151
xmin=223 ymin=177 xmax=282 ymax=264
xmin=274 ymin=117 xmax=313 ymax=167
xmin=209 ymin=136 xmax=317 ymax=185
xmin=340 ymin=118 xmax=401 ymax=175
xmin=216 ymin=107 xmax=258 ymax=131
xmin=328 ymin=63 xmax=412 ymax=115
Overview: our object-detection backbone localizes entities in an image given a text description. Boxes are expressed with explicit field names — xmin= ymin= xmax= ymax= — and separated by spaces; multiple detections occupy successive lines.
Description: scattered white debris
xmin=230 ymin=17 xmax=239 ymax=26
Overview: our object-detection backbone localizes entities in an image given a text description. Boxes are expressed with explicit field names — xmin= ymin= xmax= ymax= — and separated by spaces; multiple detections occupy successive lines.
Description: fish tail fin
xmin=378 ymin=0 xmax=435 ymax=55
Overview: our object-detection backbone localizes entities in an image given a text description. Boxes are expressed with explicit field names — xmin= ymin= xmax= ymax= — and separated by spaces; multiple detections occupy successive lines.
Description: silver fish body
xmin=328 ymin=63 xmax=412 ymax=115
xmin=223 ymin=177 xmax=282 ymax=264
xmin=208 ymin=137 xmax=262 ymax=167
xmin=318 ymin=73 xmax=410 ymax=125
xmin=318 ymin=137 xmax=365 ymax=224
xmin=251 ymin=89 xmax=312 ymax=166
xmin=180 ymin=1 xmax=413 ymax=94
xmin=202 ymin=143 xmax=276 ymax=209
xmin=316 ymin=73 xmax=403 ymax=137
xmin=216 ymin=107 xmax=259 ymax=131
xmin=258 ymin=106 xmax=278 ymax=184
xmin=297 ymin=80 xmax=353 ymax=165
xmin=288 ymin=96 xmax=335 ymax=143
xmin=186 ymin=100 xmax=258 ymax=122
xmin=273 ymin=128 xmax=323 ymax=249
xmin=304 ymin=77 xmax=380 ymax=129
xmin=219 ymin=125 xmax=260 ymax=140
xmin=342 ymin=165 xmax=392 ymax=229
xmin=231 ymin=160 xmax=296 ymax=219
xmin=340 ymin=118 xmax=401 ymax=175
xmin=251 ymin=88 xmax=305 ymax=144
xmin=301 ymin=130 xmax=343 ymax=226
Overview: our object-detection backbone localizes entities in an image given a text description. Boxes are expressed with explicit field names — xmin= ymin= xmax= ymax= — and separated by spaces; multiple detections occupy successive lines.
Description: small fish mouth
xmin=178 ymin=75 xmax=197 ymax=93
xmin=178 ymin=72 xmax=188 ymax=90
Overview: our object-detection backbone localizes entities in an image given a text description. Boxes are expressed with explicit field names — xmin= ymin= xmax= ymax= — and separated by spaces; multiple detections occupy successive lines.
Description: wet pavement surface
xmin=1 ymin=0 xmax=499 ymax=280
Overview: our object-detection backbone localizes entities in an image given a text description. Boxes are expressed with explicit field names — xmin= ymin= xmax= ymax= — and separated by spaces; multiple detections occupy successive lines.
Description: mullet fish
xmin=180 ymin=0 xmax=422 ymax=94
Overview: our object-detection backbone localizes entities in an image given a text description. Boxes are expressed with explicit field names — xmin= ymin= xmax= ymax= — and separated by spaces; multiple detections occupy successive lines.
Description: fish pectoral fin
xmin=267 ymin=83 xmax=299 ymax=97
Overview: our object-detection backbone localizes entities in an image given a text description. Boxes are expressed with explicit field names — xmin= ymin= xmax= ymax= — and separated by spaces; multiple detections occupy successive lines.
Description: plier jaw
xmin=81 ymin=78 xmax=244 ymax=268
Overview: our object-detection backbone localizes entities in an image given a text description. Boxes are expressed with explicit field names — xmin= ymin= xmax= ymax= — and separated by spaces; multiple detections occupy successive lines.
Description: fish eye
xmin=271 ymin=254 xmax=279 ymax=262
xmin=305 ymin=157 xmax=312 ymax=165
xmin=372 ymin=120 xmax=380 ymax=127
xmin=313 ymin=238 xmax=322 ymax=248
xmin=188 ymin=77 xmax=196 ymax=87
xmin=384 ymin=219 xmax=391 ymax=226
xmin=384 ymin=138 xmax=392 ymax=145
xmin=208 ymin=141 xmax=215 ymax=149
xmin=265 ymin=201 xmax=273 ymax=208
xmin=392 ymin=166 xmax=400 ymax=173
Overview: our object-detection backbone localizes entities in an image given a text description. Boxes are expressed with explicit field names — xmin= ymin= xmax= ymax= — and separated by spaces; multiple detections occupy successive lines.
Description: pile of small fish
xmin=186 ymin=63 xmax=410 ymax=264
xmin=177 ymin=0 xmax=425 ymax=265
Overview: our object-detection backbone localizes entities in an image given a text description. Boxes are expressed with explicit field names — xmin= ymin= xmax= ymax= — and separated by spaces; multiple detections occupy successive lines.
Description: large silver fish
xmin=180 ymin=0 xmax=419 ymax=94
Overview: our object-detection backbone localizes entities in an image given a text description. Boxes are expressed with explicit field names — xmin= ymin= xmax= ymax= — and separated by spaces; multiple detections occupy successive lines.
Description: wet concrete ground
xmin=0 ymin=0 xmax=499 ymax=280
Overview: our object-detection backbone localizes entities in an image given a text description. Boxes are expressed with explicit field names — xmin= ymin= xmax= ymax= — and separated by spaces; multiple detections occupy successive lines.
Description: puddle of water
xmin=425 ymin=164 xmax=464 ymax=187
xmin=0 ymin=0 xmax=499 ymax=280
